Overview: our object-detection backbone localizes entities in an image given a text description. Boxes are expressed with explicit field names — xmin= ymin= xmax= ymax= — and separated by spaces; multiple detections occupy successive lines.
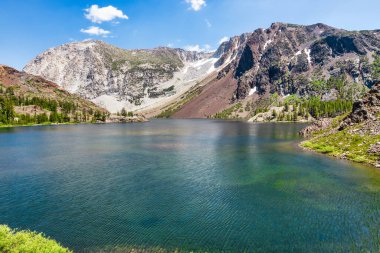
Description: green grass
xmin=0 ymin=225 xmax=72 ymax=253
xmin=301 ymin=126 xmax=380 ymax=165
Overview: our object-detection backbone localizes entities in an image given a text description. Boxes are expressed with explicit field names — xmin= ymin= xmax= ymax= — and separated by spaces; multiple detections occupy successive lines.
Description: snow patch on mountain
xmin=248 ymin=86 xmax=257 ymax=96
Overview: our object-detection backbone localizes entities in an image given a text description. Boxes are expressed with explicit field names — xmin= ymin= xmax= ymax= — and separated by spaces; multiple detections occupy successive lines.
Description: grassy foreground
xmin=0 ymin=225 xmax=72 ymax=253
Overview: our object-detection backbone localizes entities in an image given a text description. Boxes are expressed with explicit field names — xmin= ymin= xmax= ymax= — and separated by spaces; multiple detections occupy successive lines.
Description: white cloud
xmin=184 ymin=44 xmax=212 ymax=52
xmin=219 ymin=36 xmax=229 ymax=44
xmin=80 ymin=26 xmax=111 ymax=37
xmin=85 ymin=5 xmax=128 ymax=23
xmin=185 ymin=0 xmax=206 ymax=11
xmin=203 ymin=44 xmax=212 ymax=51
xmin=205 ymin=19 xmax=212 ymax=28
xmin=184 ymin=45 xmax=201 ymax=51
xmin=167 ymin=43 xmax=174 ymax=48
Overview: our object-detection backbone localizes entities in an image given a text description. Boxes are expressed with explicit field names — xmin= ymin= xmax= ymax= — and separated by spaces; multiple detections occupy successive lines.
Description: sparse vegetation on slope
xmin=156 ymin=86 xmax=203 ymax=118
xmin=212 ymin=103 xmax=243 ymax=119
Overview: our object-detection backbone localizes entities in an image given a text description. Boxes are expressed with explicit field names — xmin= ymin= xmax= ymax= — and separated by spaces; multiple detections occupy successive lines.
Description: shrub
xmin=0 ymin=225 xmax=72 ymax=253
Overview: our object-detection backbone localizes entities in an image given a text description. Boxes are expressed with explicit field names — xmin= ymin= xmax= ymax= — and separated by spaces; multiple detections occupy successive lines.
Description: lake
xmin=0 ymin=120 xmax=379 ymax=252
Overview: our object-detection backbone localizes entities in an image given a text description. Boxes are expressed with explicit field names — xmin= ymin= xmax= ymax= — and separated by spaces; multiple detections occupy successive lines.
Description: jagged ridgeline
xmin=23 ymin=41 xmax=213 ymax=113
xmin=0 ymin=65 xmax=108 ymax=126
xmin=178 ymin=22 xmax=380 ymax=120
xmin=230 ymin=23 xmax=380 ymax=98
xmin=23 ymin=23 xmax=380 ymax=119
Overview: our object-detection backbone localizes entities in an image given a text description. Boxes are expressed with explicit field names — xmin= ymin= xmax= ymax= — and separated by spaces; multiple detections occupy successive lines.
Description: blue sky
xmin=1 ymin=0 xmax=380 ymax=70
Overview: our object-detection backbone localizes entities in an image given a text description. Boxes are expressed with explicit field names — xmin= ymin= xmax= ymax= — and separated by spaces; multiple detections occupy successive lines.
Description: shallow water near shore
xmin=0 ymin=119 xmax=379 ymax=252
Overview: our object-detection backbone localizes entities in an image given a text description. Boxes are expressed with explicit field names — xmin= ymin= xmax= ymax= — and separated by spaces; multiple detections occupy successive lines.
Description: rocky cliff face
xmin=339 ymin=82 xmax=380 ymax=134
xmin=24 ymin=40 xmax=219 ymax=113
xmin=215 ymin=23 xmax=380 ymax=100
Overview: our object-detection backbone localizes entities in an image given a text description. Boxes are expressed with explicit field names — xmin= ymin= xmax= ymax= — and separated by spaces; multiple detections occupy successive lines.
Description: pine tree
xmin=121 ymin=108 xmax=127 ymax=117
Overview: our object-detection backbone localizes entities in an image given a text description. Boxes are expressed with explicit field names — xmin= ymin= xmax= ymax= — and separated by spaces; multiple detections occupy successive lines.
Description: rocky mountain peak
xmin=210 ymin=23 xmax=380 ymax=100
xmin=23 ymin=40 xmax=222 ymax=113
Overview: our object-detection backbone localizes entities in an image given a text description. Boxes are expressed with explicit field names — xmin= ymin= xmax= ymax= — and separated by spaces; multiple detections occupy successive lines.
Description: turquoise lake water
xmin=0 ymin=120 xmax=379 ymax=252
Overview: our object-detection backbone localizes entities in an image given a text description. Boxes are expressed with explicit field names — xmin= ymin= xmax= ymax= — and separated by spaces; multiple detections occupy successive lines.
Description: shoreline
xmin=0 ymin=118 xmax=148 ymax=129
xmin=299 ymin=139 xmax=380 ymax=168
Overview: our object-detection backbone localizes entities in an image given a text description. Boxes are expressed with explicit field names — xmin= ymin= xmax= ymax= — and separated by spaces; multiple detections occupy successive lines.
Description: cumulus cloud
xmin=85 ymin=5 xmax=128 ymax=23
xmin=219 ymin=36 xmax=229 ymax=44
xmin=80 ymin=26 xmax=111 ymax=37
xmin=184 ymin=44 xmax=212 ymax=52
xmin=185 ymin=0 xmax=206 ymax=11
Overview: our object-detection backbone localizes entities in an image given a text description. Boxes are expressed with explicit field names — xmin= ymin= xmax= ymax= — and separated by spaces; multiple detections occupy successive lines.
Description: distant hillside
xmin=0 ymin=65 xmax=108 ymax=126
xmin=301 ymin=82 xmax=380 ymax=166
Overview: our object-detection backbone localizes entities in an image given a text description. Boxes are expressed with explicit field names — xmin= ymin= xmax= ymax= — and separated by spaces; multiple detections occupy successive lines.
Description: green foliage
xmin=284 ymin=103 xmax=289 ymax=112
xmin=120 ymin=108 xmax=134 ymax=117
xmin=303 ymin=97 xmax=353 ymax=119
xmin=302 ymin=141 xmax=337 ymax=154
xmin=252 ymin=94 xmax=352 ymax=122
xmin=213 ymin=103 xmax=243 ymax=119
xmin=302 ymin=128 xmax=380 ymax=165
xmin=121 ymin=108 xmax=127 ymax=117
xmin=372 ymin=53 xmax=380 ymax=80
xmin=272 ymin=109 xmax=277 ymax=117
xmin=0 ymin=225 xmax=72 ymax=253
xmin=270 ymin=93 xmax=279 ymax=104
xmin=0 ymin=96 xmax=15 ymax=124
xmin=0 ymin=89 xmax=107 ymax=126
xmin=310 ymin=79 xmax=327 ymax=91
xmin=284 ymin=94 xmax=302 ymax=104
xmin=93 ymin=110 xmax=108 ymax=122
xmin=163 ymin=85 xmax=175 ymax=92
xmin=309 ymin=76 xmax=359 ymax=100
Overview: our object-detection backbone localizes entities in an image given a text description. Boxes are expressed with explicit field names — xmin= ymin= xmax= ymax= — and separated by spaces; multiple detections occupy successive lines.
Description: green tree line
xmin=0 ymin=86 xmax=107 ymax=125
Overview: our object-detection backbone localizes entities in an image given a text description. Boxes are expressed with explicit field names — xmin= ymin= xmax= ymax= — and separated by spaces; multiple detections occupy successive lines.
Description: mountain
xmin=23 ymin=23 xmax=380 ymax=118
xmin=24 ymin=40 xmax=228 ymax=113
xmin=173 ymin=22 xmax=380 ymax=118
xmin=301 ymin=82 xmax=380 ymax=167
xmin=0 ymin=65 xmax=108 ymax=125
